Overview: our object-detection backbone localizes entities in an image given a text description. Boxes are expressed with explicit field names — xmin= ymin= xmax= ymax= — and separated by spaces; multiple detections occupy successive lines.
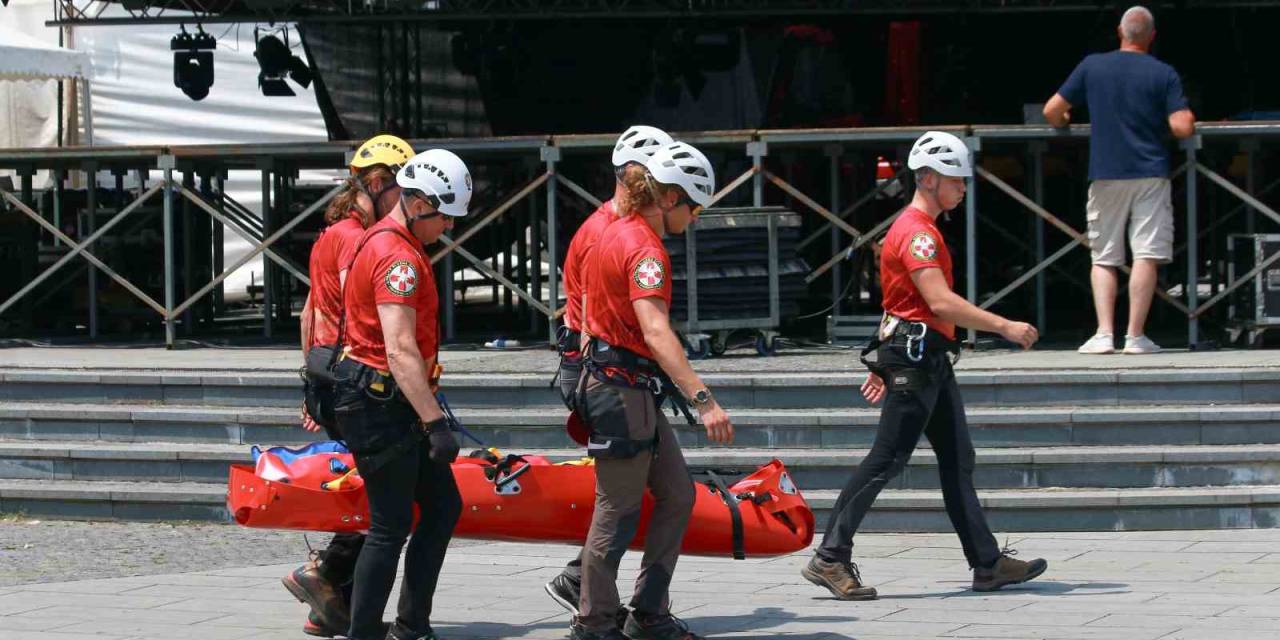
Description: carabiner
xmin=904 ymin=322 xmax=928 ymax=363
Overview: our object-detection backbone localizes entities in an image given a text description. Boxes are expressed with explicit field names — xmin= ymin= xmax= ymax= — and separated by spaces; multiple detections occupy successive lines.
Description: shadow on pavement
xmin=679 ymin=606 xmax=859 ymax=639
xmin=875 ymin=580 xmax=1130 ymax=599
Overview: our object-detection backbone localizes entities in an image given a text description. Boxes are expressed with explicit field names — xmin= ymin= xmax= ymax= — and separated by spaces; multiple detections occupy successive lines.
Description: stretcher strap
xmin=703 ymin=470 xmax=745 ymax=560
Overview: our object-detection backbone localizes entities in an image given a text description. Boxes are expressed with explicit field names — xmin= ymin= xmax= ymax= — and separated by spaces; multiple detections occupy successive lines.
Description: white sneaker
xmin=1077 ymin=334 xmax=1116 ymax=354
xmin=1123 ymin=335 xmax=1162 ymax=354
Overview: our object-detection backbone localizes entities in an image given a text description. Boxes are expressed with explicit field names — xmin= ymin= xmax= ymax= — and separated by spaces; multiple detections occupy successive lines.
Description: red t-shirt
xmin=306 ymin=213 xmax=365 ymax=347
xmin=584 ymin=214 xmax=672 ymax=359
xmin=342 ymin=217 xmax=439 ymax=371
xmin=562 ymin=199 xmax=617 ymax=332
xmin=880 ymin=207 xmax=955 ymax=340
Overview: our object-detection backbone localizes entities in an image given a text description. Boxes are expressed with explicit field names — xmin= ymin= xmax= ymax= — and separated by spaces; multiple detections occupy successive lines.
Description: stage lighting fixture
xmin=254 ymin=28 xmax=313 ymax=97
xmin=172 ymin=25 xmax=216 ymax=101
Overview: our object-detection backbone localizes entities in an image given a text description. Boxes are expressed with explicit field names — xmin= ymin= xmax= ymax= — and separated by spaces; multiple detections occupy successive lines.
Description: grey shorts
xmin=1086 ymin=177 xmax=1174 ymax=266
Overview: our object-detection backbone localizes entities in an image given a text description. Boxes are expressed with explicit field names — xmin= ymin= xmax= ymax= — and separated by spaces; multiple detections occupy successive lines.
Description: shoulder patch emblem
xmin=633 ymin=257 xmax=665 ymax=290
xmin=909 ymin=232 xmax=939 ymax=261
xmin=384 ymin=260 xmax=418 ymax=297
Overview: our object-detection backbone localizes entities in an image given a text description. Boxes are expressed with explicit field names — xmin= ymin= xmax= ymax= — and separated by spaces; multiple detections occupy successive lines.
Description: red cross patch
xmin=909 ymin=232 xmax=938 ymax=262
xmin=384 ymin=261 xmax=418 ymax=297
xmin=633 ymin=257 xmax=665 ymax=290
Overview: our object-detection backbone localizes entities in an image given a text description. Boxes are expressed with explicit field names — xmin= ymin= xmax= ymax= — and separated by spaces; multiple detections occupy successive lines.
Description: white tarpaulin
xmin=0 ymin=22 xmax=90 ymax=80
xmin=1 ymin=2 xmax=331 ymax=302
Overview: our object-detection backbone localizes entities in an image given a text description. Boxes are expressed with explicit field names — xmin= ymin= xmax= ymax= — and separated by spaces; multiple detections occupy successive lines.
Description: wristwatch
xmin=690 ymin=388 xmax=713 ymax=407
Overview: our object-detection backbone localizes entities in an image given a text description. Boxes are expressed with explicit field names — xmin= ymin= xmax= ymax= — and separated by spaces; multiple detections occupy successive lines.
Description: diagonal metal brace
xmin=708 ymin=167 xmax=758 ymax=208
xmin=437 ymin=235 xmax=552 ymax=317
xmin=558 ymin=175 xmax=603 ymax=209
xmin=170 ymin=182 xmax=345 ymax=318
xmin=431 ymin=172 xmax=550 ymax=263
xmin=806 ymin=208 xmax=905 ymax=284
xmin=762 ymin=169 xmax=863 ymax=240
xmin=0 ymin=185 xmax=166 ymax=317
xmin=178 ymin=186 xmax=310 ymax=285
xmin=976 ymin=166 xmax=1192 ymax=316
xmin=798 ymin=166 xmax=911 ymax=251
xmin=1196 ymin=162 xmax=1280 ymax=228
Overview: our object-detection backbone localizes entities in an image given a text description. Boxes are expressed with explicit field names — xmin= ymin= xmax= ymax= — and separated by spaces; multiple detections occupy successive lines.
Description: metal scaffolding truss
xmin=2 ymin=122 xmax=1279 ymax=348
xmin=49 ymin=0 xmax=1280 ymax=26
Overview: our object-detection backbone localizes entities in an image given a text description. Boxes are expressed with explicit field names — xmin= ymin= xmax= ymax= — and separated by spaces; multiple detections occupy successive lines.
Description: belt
xmin=585 ymin=338 xmax=695 ymax=426
xmin=877 ymin=318 xmax=961 ymax=364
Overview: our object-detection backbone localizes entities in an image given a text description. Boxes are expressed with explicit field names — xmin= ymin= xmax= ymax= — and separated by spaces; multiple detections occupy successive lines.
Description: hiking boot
xmin=1077 ymin=333 xmax=1116 ymax=354
xmin=1123 ymin=335 xmax=1162 ymax=354
xmin=621 ymin=612 xmax=702 ymax=640
xmin=545 ymin=573 xmax=582 ymax=615
xmin=800 ymin=555 xmax=878 ymax=600
xmin=282 ymin=559 xmax=350 ymax=634
xmin=568 ymin=619 xmax=628 ymax=640
xmin=303 ymin=611 xmax=344 ymax=638
xmin=973 ymin=550 xmax=1048 ymax=592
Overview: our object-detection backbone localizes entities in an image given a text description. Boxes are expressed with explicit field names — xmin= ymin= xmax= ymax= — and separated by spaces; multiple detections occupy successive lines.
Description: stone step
xmin=4 ymin=367 xmax=1279 ymax=409
xmin=4 ymin=442 xmax=1280 ymax=492
xmin=2 ymin=478 xmax=1275 ymax=532
xmin=2 ymin=401 xmax=1278 ymax=449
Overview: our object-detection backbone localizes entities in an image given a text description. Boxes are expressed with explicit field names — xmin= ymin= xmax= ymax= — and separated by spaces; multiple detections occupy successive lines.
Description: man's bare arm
xmin=1168 ymin=109 xmax=1196 ymax=139
xmin=1043 ymin=94 xmax=1072 ymax=128
xmin=377 ymin=303 xmax=444 ymax=423
xmin=911 ymin=268 xmax=1038 ymax=349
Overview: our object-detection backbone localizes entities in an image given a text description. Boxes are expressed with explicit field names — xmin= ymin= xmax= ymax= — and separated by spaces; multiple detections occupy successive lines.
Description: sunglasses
xmin=402 ymin=191 xmax=444 ymax=222
xmin=679 ymin=196 xmax=703 ymax=217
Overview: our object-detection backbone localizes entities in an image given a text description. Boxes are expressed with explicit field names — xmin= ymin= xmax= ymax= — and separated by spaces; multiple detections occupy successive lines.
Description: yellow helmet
xmin=350 ymin=134 xmax=415 ymax=173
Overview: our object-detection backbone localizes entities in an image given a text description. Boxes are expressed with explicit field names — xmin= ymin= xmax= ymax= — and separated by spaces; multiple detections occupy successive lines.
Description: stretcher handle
xmin=493 ymin=460 xmax=532 ymax=490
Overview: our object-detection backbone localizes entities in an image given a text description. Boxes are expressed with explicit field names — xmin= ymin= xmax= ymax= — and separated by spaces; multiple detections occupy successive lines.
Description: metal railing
xmin=1 ymin=122 xmax=1277 ymax=347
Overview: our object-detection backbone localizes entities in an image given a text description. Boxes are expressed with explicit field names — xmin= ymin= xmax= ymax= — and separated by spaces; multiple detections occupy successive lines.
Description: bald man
xmin=1044 ymin=5 xmax=1195 ymax=355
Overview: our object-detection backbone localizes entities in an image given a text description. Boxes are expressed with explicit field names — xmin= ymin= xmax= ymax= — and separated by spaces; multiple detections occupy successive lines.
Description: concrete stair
xmin=3 ymin=402 xmax=1279 ymax=449
xmin=1 ymin=363 xmax=1279 ymax=532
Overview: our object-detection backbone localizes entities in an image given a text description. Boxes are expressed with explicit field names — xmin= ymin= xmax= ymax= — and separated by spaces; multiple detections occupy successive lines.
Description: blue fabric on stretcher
xmin=250 ymin=441 xmax=350 ymax=464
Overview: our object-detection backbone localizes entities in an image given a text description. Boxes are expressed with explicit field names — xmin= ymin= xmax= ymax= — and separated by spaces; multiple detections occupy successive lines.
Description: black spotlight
xmin=254 ymin=27 xmax=313 ymax=97
xmin=172 ymin=25 xmax=216 ymax=101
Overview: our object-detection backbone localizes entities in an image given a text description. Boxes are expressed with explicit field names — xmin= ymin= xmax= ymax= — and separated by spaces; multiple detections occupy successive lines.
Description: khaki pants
xmin=1086 ymin=177 xmax=1174 ymax=266
xmin=577 ymin=378 xmax=695 ymax=630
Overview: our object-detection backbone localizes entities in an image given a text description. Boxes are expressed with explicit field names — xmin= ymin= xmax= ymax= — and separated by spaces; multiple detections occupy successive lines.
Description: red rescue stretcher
xmin=228 ymin=445 xmax=814 ymax=558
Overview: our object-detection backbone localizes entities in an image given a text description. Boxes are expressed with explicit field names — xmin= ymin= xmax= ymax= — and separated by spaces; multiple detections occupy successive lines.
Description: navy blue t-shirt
xmin=1058 ymin=50 xmax=1189 ymax=181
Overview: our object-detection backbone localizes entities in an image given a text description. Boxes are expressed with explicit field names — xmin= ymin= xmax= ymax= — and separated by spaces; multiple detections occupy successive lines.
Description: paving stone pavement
xmin=1 ymin=523 xmax=1279 ymax=640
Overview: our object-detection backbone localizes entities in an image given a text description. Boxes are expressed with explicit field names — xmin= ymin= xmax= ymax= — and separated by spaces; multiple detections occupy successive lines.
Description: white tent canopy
xmin=0 ymin=22 xmax=90 ymax=80
xmin=0 ymin=21 xmax=93 ymax=146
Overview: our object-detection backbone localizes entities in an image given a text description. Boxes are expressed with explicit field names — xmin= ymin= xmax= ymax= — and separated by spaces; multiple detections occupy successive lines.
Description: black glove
xmin=422 ymin=417 xmax=460 ymax=464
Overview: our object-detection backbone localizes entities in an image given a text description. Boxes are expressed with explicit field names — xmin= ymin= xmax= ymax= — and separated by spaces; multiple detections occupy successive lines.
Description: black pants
xmin=336 ymin=370 xmax=463 ymax=640
xmin=818 ymin=347 xmax=1001 ymax=569
xmin=319 ymin=532 xmax=364 ymax=593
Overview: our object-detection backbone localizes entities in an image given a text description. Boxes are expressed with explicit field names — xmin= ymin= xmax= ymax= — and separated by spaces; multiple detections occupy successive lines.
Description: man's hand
xmin=301 ymin=403 xmax=321 ymax=433
xmin=1001 ymin=321 xmax=1040 ymax=350
xmin=698 ymin=401 xmax=734 ymax=445
xmin=861 ymin=373 xmax=886 ymax=405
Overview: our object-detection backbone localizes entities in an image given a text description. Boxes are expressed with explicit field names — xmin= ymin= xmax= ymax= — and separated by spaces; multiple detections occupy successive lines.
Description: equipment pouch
xmin=580 ymin=380 xmax=657 ymax=460
xmin=302 ymin=344 xmax=341 ymax=434
xmin=556 ymin=353 xmax=584 ymax=413
xmin=872 ymin=343 xmax=933 ymax=393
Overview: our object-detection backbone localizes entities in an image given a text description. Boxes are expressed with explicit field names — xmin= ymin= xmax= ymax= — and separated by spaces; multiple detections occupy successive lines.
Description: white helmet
xmin=612 ymin=125 xmax=674 ymax=169
xmin=646 ymin=141 xmax=716 ymax=208
xmin=397 ymin=149 xmax=473 ymax=217
xmin=907 ymin=131 xmax=973 ymax=178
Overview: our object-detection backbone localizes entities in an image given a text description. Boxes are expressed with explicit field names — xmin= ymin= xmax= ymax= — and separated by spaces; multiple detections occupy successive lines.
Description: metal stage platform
xmin=2 ymin=123 xmax=1278 ymax=348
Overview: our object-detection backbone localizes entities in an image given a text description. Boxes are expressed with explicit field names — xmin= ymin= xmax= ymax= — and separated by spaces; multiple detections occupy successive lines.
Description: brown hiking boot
xmin=282 ymin=557 xmax=350 ymax=633
xmin=800 ymin=555 xmax=878 ymax=600
xmin=972 ymin=550 xmax=1048 ymax=592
